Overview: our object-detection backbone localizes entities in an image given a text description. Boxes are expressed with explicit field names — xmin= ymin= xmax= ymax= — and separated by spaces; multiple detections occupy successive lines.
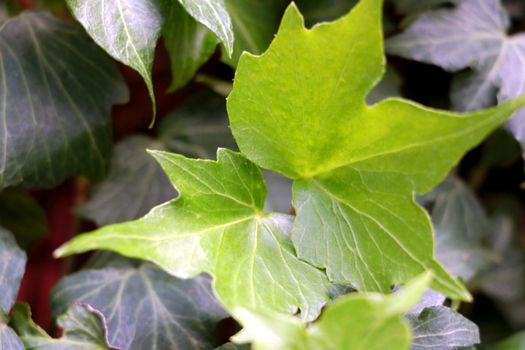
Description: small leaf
xmin=55 ymin=150 xmax=330 ymax=321
xmin=0 ymin=228 xmax=26 ymax=314
xmin=163 ymin=1 xmax=218 ymax=92
xmin=0 ymin=11 xmax=128 ymax=189
xmin=0 ymin=188 xmax=47 ymax=250
xmin=233 ymin=273 xmax=432 ymax=350
xmin=66 ymin=0 xmax=161 ymax=116
xmin=77 ymin=136 xmax=175 ymax=226
xmin=52 ymin=259 xmax=229 ymax=350
xmin=228 ymin=0 xmax=525 ymax=300
xmin=221 ymin=0 xmax=287 ymax=67
xmin=407 ymin=306 xmax=480 ymax=350
xmin=10 ymin=303 xmax=117 ymax=349
xmin=178 ymin=0 xmax=234 ymax=55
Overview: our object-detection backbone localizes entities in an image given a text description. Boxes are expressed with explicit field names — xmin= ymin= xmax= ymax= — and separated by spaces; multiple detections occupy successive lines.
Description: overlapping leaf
xmin=407 ymin=306 xmax=480 ymax=350
xmin=221 ymin=0 xmax=287 ymax=67
xmin=163 ymin=1 xmax=218 ymax=92
xmin=227 ymin=0 xmax=525 ymax=300
xmin=233 ymin=273 xmax=431 ymax=350
xmin=11 ymin=303 xmax=116 ymax=349
xmin=52 ymin=259 xmax=228 ymax=350
xmin=0 ymin=11 xmax=128 ymax=189
xmin=387 ymin=0 xmax=525 ymax=154
xmin=78 ymin=136 xmax=175 ymax=226
xmin=55 ymin=149 xmax=330 ymax=321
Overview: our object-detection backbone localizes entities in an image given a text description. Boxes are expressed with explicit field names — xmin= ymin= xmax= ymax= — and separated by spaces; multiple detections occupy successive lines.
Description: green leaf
xmin=233 ymin=272 xmax=432 ymax=350
xmin=0 ymin=188 xmax=47 ymax=250
xmin=228 ymin=0 xmax=525 ymax=300
xmin=178 ymin=0 xmax=234 ymax=55
xmin=52 ymin=259 xmax=228 ymax=349
xmin=10 ymin=303 xmax=115 ymax=349
xmin=65 ymin=0 xmax=159 ymax=118
xmin=163 ymin=1 xmax=218 ymax=91
xmin=0 ymin=11 xmax=128 ymax=190
xmin=55 ymin=149 xmax=330 ymax=320
xmin=407 ymin=306 xmax=480 ymax=350
xmin=488 ymin=331 xmax=525 ymax=350
xmin=77 ymin=136 xmax=176 ymax=226
xmin=221 ymin=0 xmax=287 ymax=67
xmin=0 ymin=228 xmax=26 ymax=314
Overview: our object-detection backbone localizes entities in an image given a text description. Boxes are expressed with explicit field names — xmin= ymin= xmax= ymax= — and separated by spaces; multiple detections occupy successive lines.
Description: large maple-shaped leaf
xmin=233 ymin=273 xmax=431 ymax=350
xmin=0 ymin=11 xmax=128 ymax=189
xmin=55 ymin=149 xmax=330 ymax=320
xmin=52 ymin=259 xmax=228 ymax=350
xmin=227 ymin=0 xmax=525 ymax=300
xmin=387 ymin=0 xmax=525 ymax=152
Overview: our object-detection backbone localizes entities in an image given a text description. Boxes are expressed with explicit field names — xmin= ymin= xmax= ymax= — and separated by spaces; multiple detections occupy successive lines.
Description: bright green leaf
xmin=221 ymin=0 xmax=287 ymax=67
xmin=10 ymin=303 xmax=114 ymax=349
xmin=78 ymin=136 xmax=175 ymax=226
xmin=407 ymin=305 xmax=480 ymax=350
xmin=55 ymin=149 xmax=330 ymax=321
xmin=233 ymin=272 xmax=432 ymax=350
xmin=0 ymin=11 xmax=128 ymax=189
xmin=0 ymin=188 xmax=47 ymax=250
xmin=66 ymin=0 xmax=159 ymax=118
xmin=52 ymin=258 xmax=228 ymax=350
xmin=163 ymin=1 xmax=218 ymax=92
xmin=227 ymin=0 xmax=525 ymax=301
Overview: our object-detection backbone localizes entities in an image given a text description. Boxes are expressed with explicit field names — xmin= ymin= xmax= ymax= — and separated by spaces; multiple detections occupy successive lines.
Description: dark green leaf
xmin=0 ymin=11 xmax=128 ymax=189
xmin=295 ymin=0 xmax=357 ymax=27
xmin=486 ymin=331 xmax=525 ymax=350
xmin=163 ymin=1 xmax=218 ymax=91
xmin=0 ymin=188 xmax=46 ymax=250
xmin=66 ymin=0 xmax=161 ymax=115
xmin=52 ymin=260 xmax=229 ymax=350
xmin=0 ymin=228 xmax=26 ymax=313
xmin=77 ymin=136 xmax=175 ymax=226
xmin=221 ymin=0 xmax=287 ymax=67
xmin=10 ymin=303 xmax=116 ymax=349
xmin=407 ymin=306 xmax=480 ymax=350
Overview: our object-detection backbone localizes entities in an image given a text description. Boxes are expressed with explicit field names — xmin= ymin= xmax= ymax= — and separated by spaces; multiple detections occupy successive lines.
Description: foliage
xmin=0 ymin=0 xmax=524 ymax=349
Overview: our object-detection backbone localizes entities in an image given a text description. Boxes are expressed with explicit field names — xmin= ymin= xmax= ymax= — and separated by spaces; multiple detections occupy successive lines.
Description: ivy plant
xmin=1 ymin=0 xmax=525 ymax=349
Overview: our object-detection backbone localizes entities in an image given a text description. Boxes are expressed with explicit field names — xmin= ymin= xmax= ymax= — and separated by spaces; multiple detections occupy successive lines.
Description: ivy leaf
xmin=78 ymin=136 xmax=175 ymax=226
xmin=407 ymin=306 xmax=480 ymax=350
xmin=163 ymin=1 xmax=218 ymax=92
xmin=65 ymin=0 xmax=161 ymax=117
xmin=227 ymin=0 xmax=525 ymax=300
xmin=178 ymin=0 xmax=234 ymax=55
xmin=0 ymin=188 xmax=47 ymax=250
xmin=431 ymin=179 xmax=493 ymax=282
xmin=10 ymin=303 xmax=117 ymax=349
xmin=387 ymin=0 xmax=525 ymax=156
xmin=221 ymin=0 xmax=287 ymax=67
xmin=55 ymin=149 xmax=330 ymax=320
xmin=0 ymin=228 xmax=26 ymax=314
xmin=52 ymin=259 xmax=228 ymax=350
xmin=0 ymin=11 xmax=128 ymax=190
xmin=0 ymin=228 xmax=26 ymax=350
xmin=233 ymin=273 xmax=431 ymax=350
